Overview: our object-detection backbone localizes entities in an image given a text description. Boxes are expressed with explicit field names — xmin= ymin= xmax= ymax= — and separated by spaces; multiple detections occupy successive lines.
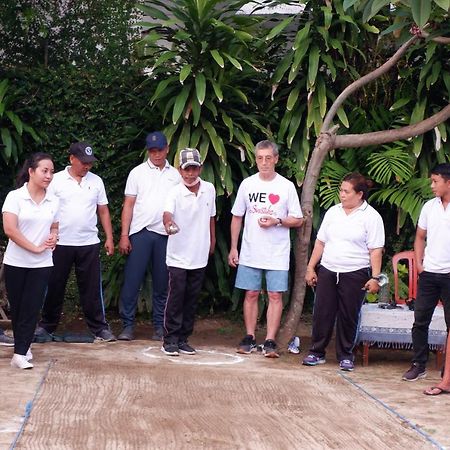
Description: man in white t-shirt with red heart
xmin=228 ymin=140 xmax=303 ymax=358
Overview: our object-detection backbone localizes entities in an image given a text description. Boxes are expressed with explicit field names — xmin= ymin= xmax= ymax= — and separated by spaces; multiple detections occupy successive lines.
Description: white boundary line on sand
xmin=141 ymin=346 xmax=245 ymax=366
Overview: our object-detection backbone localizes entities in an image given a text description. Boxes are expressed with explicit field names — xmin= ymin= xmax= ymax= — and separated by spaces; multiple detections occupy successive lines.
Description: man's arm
xmin=118 ymin=195 xmax=136 ymax=255
xmin=209 ymin=217 xmax=216 ymax=255
xmin=258 ymin=215 xmax=304 ymax=228
xmin=414 ymin=226 xmax=427 ymax=274
xmin=228 ymin=215 xmax=243 ymax=267
xmin=97 ymin=204 xmax=114 ymax=256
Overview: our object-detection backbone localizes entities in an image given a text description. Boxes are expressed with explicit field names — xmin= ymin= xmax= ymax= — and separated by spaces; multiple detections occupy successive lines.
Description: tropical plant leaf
xmin=210 ymin=50 xmax=224 ymax=68
xmin=195 ymin=72 xmax=206 ymax=105
xmin=180 ymin=64 xmax=193 ymax=84
xmin=411 ymin=0 xmax=432 ymax=28
xmin=172 ymin=84 xmax=191 ymax=124
xmin=367 ymin=146 xmax=414 ymax=184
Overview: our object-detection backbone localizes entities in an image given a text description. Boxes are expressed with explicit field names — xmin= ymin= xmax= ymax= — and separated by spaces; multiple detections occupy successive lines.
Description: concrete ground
xmin=1 ymin=318 xmax=448 ymax=450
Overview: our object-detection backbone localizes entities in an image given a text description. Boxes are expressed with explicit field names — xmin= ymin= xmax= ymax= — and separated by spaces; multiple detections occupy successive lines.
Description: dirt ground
xmin=1 ymin=317 xmax=449 ymax=450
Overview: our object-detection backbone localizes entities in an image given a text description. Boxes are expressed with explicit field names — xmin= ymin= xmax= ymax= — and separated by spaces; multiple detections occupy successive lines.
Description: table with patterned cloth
xmin=357 ymin=303 xmax=447 ymax=366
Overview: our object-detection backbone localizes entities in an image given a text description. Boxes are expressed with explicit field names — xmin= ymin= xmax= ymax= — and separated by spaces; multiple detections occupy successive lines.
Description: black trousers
xmin=163 ymin=266 xmax=205 ymax=345
xmin=411 ymin=271 xmax=450 ymax=367
xmin=39 ymin=244 xmax=108 ymax=335
xmin=4 ymin=264 xmax=52 ymax=355
xmin=309 ymin=266 xmax=369 ymax=361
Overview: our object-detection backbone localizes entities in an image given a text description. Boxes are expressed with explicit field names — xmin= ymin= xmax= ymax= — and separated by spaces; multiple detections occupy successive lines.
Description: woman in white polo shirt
xmin=2 ymin=153 xmax=59 ymax=369
xmin=302 ymin=173 xmax=385 ymax=372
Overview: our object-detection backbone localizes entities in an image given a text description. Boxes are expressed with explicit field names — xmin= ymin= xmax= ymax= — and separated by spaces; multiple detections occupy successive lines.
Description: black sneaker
xmin=262 ymin=339 xmax=280 ymax=358
xmin=237 ymin=335 xmax=257 ymax=354
xmin=0 ymin=333 xmax=14 ymax=346
xmin=95 ymin=329 xmax=116 ymax=342
xmin=118 ymin=326 xmax=135 ymax=341
xmin=161 ymin=343 xmax=179 ymax=356
xmin=33 ymin=326 xmax=53 ymax=343
xmin=152 ymin=327 xmax=164 ymax=341
xmin=178 ymin=342 xmax=196 ymax=355
xmin=402 ymin=363 xmax=426 ymax=381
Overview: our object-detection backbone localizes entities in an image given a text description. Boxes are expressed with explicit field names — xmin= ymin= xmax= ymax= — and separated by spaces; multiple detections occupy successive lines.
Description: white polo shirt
xmin=418 ymin=197 xmax=450 ymax=274
xmin=47 ymin=168 xmax=108 ymax=246
xmin=165 ymin=179 xmax=216 ymax=269
xmin=125 ymin=160 xmax=181 ymax=236
xmin=318 ymin=201 xmax=385 ymax=273
xmin=2 ymin=184 xmax=59 ymax=268
xmin=231 ymin=173 xmax=302 ymax=271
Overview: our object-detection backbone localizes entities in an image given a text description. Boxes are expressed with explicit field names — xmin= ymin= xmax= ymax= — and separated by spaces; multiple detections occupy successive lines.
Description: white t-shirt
xmin=231 ymin=173 xmax=302 ymax=271
xmin=125 ymin=160 xmax=181 ymax=236
xmin=165 ymin=180 xmax=216 ymax=269
xmin=47 ymin=168 xmax=108 ymax=246
xmin=317 ymin=201 xmax=385 ymax=273
xmin=418 ymin=197 xmax=450 ymax=274
xmin=2 ymin=184 xmax=59 ymax=268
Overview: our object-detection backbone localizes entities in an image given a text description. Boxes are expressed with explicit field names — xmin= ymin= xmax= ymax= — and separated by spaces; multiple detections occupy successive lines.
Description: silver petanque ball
xmin=168 ymin=224 xmax=179 ymax=235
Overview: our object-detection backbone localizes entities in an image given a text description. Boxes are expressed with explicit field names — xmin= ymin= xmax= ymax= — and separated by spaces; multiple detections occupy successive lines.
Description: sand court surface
xmin=1 ymin=337 xmax=449 ymax=449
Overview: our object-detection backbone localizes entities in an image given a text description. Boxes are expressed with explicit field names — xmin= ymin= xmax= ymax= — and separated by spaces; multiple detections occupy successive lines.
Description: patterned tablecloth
xmin=357 ymin=303 xmax=447 ymax=349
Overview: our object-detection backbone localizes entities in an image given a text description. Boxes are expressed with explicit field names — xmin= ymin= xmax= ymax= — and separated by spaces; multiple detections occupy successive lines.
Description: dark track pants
xmin=39 ymin=244 xmax=108 ymax=335
xmin=411 ymin=271 xmax=450 ymax=368
xmin=119 ymin=229 xmax=169 ymax=329
xmin=4 ymin=264 xmax=52 ymax=355
xmin=309 ymin=266 xmax=369 ymax=361
xmin=163 ymin=266 xmax=205 ymax=345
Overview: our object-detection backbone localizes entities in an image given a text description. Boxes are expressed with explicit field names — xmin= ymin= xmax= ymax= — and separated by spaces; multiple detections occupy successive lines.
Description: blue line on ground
xmin=10 ymin=359 xmax=55 ymax=450
xmin=340 ymin=372 xmax=445 ymax=450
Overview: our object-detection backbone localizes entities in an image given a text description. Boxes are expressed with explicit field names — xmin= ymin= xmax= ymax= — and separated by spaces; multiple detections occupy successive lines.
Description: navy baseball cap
xmin=69 ymin=142 xmax=97 ymax=163
xmin=145 ymin=131 xmax=167 ymax=150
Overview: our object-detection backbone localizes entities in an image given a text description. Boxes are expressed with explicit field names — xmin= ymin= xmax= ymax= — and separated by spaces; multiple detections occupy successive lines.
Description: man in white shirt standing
xmin=161 ymin=148 xmax=216 ymax=356
xmin=117 ymin=131 xmax=181 ymax=341
xmin=403 ymin=163 xmax=450 ymax=382
xmin=228 ymin=140 xmax=303 ymax=358
xmin=36 ymin=142 xmax=116 ymax=341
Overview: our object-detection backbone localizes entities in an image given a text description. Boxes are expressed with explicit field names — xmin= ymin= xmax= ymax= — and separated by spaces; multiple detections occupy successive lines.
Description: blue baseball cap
xmin=145 ymin=131 xmax=168 ymax=150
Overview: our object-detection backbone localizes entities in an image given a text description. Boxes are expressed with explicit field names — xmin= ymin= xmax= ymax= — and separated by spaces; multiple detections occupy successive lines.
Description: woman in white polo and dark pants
xmin=302 ymin=172 xmax=385 ymax=371
xmin=2 ymin=153 xmax=59 ymax=369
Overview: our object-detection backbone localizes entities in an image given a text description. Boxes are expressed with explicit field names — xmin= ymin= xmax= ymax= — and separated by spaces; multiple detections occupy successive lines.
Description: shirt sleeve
xmin=164 ymin=186 xmax=177 ymax=214
xmin=210 ymin=185 xmax=216 ymax=217
xmin=316 ymin=210 xmax=331 ymax=243
xmin=231 ymin=182 xmax=247 ymax=217
xmin=124 ymin=167 xmax=139 ymax=197
xmin=287 ymin=182 xmax=302 ymax=218
xmin=366 ymin=209 xmax=385 ymax=249
xmin=1 ymin=191 xmax=19 ymax=215
xmin=417 ymin=201 xmax=430 ymax=230
xmin=97 ymin=178 xmax=108 ymax=206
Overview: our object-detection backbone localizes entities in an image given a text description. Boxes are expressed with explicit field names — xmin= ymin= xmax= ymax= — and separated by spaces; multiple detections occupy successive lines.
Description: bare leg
xmin=243 ymin=290 xmax=259 ymax=337
xmin=424 ymin=333 xmax=450 ymax=394
xmin=265 ymin=292 xmax=283 ymax=341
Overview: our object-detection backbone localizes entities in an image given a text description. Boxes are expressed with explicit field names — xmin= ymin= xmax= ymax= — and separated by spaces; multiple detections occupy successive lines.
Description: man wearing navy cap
xmin=35 ymin=142 xmax=116 ymax=341
xmin=118 ymin=131 xmax=181 ymax=341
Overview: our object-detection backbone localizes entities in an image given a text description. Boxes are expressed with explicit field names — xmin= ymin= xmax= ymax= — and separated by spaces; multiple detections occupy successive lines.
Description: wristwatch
xmin=276 ymin=218 xmax=283 ymax=227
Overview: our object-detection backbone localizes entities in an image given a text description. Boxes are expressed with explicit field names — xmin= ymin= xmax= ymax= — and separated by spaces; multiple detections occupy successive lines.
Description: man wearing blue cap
xmin=118 ymin=131 xmax=181 ymax=341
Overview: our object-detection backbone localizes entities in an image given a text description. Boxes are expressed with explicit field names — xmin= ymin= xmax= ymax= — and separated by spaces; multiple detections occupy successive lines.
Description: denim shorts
xmin=235 ymin=264 xmax=288 ymax=292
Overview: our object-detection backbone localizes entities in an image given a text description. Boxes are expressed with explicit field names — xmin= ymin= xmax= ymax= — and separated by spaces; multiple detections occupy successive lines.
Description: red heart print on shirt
xmin=269 ymin=194 xmax=280 ymax=204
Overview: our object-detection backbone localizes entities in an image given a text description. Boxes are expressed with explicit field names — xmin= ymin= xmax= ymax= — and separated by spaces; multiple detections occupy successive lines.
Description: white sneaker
xmin=11 ymin=353 xmax=33 ymax=369
xmin=26 ymin=347 xmax=33 ymax=361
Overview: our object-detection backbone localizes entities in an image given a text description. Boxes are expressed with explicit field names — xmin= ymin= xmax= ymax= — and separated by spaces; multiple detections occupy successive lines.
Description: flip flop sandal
xmin=423 ymin=386 xmax=450 ymax=396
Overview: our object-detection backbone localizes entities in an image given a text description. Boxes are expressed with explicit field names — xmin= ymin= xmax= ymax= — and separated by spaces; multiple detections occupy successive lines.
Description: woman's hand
xmin=305 ymin=266 xmax=318 ymax=287
xmin=363 ymin=278 xmax=380 ymax=294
